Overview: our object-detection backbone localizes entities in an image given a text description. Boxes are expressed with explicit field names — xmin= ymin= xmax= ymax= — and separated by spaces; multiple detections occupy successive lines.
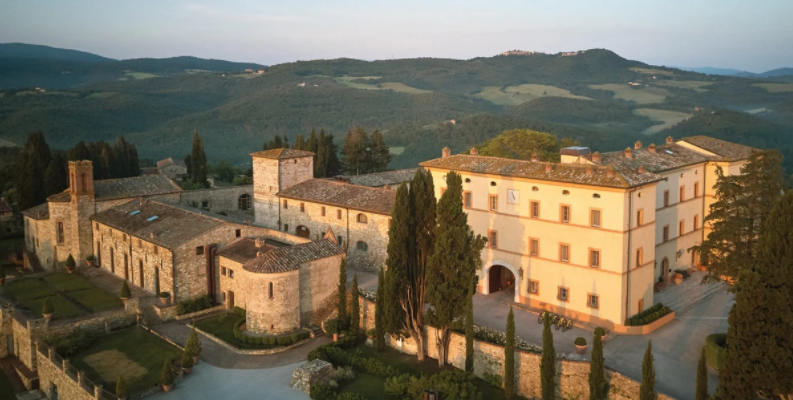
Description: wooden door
xmin=6 ymin=335 xmax=13 ymax=356
xmin=228 ymin=291 xmax=235 ymax=309
xmin=296 ymin=225 xmax=310 ymax=239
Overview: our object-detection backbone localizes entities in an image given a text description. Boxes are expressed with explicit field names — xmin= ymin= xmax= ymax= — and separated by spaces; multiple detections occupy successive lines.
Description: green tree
xmin=112 ymin=136 xmax=131 ymax=178
xmin=696 ymin=346 xmax=708 ymax=400
xmin=426 ymin=171 xmax=485 ymax=366
xmin=715 ymin=190 xmax=793 ymax=400
xmin=504 ymin=306 xmax=515 ymax=398
xmin=16 ymin=131 xmax=51 ymax=210
xmin=212 ymin=160 xmax=236 ymax=182
xmin=478 ymin=129 xmax=574 ymax=162
xmin=294 ymin=134 xmax=306 ymax=150
xmin=343 ymin=126 xmax=371 ymax=175
xmin=190 ymin=130 xmax=208 ymax=187
xmin=185 ymin=324 xmax=201 ymax=360
xmin=42 ymin=297 xmax=54 ymax=316
xmin=541 ymin=313 xmax=556 ymax=400
xmin=350 ymin=274 xmax=360 ymax=332
xmin=464 ymin=275 xmax=474 ymax=373
xmin=369 ymin=130 xmax=392 ymax=172
xmin=68 ymin=141 xmax=90 ymax=161
xmin=691 ymin=150 xmax=785 ymax=289
xmin=183 ymin=154 xmax=192 ymax=176
xmin=271 ymin=135 xmax=283 ymax=149
xmin=589 ymin=333 xmax=606 ymax=400
xmin=374 ymin=267 xmax=386 ymax=351
xmin=116 ymin=376 xmax=128 ymax=399
xmin=44 ymin=152 xmax=67 ymax=197
xmin=640 ymin=341 xmax=656 ymax=400
xmin=337 ymin=258 xmax=348 ymax=331
xmin=307 ymin=128 xmax=319 ymax=154
xmin=120 ymin=280 xmax=131 ymax=299
xmin=161 ymin=358 xmax=176 ymax=386
xmin=282 ymin=135 xmax=290 ymax=149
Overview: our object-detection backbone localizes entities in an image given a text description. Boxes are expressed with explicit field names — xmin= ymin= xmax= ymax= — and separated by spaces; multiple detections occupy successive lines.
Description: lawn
xmin=5 ymin=274 xmax=121 ymax=317
xmin=4 ymin=278 xmax=55 ymax=301
xmin=194 ymin=315 xmax=281 ymax=349
xmin=589 ymin=83 xmax=671 ymax=104
xmin=69 ymin=288 xmax=123 ymax=313
xmin=475 ymin=84 xmax=590 ymax=106
xmin=70 ymin=327 xmax=182 ymax=394
xmin=23 ymin=294 xmax=86 ymax=319
xmin=44 ymin=273 xmax=95 ymax=292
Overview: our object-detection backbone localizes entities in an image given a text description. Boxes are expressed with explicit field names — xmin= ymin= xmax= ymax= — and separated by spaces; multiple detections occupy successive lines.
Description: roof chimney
xmin=635 ymin=141 xmax=642 ymax=150
xmin=256 ymin=251 xmax=264 ymax=257
xmin=648 ymin=144 xmax=657 ymax=154
xmin=666 ymin=136 xmax=674 ymax=144
xmin=545 ymin=163 xmax=552 ymax=173
xmin=591 ymin=152 xmax=601 ymax=163
xmin=586 ymin=166 xmax=593 ymax=175
xmin=531 ymin=152 xmax=539 ymax=162
xmin=442 ymin=147 xmax=451 ymax=158
xmin=470 ymin=147 xmax=479 ymax=156
xmin=624 ymin=148 xmax=633 ymax=159
xmin=607 ymin=167 xmax=614 ymax=178
xmin=638 ymin=165 xmax=646 ymax=174
xmin=255 ymin=237 xmax=265 ymax=248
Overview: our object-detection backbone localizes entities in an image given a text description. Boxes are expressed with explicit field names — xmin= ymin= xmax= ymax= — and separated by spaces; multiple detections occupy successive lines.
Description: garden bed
xmin=194 ymin=314 xmax=307 ymax=350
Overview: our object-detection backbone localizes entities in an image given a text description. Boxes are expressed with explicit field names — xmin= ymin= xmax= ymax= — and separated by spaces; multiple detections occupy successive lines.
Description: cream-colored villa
xmin=421 ymin=136 xmax=755 ymax=330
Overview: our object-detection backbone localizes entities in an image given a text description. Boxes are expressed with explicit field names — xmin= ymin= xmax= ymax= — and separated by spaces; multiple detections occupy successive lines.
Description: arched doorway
xmin=661 ymin=257 xmax=669 ymax=283
xmin=482 ymin=260 xmax=521 ymax=303
xmin=238 ymin=194 xmax=251 ymax=211
xmin=296 ymin=225 xmax=310 ymax=239
xmin=489 ymin=265 xmax=515 ymax=294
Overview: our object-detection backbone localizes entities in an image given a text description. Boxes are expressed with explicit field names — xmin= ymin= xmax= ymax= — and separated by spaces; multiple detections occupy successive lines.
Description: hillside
xmin=0 ymin=43 xmax=115 ymax=62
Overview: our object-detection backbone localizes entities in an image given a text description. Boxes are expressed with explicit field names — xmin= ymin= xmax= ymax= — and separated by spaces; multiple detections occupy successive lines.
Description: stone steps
xmin=307 ymin=324 xmax=324 ymax=337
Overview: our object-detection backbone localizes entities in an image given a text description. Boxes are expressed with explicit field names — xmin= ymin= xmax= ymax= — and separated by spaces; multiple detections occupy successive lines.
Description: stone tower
xmin=251 ymin=149 xmax=314 ymax=229
xmin=69 ymin=160 xmax=95 ymax=266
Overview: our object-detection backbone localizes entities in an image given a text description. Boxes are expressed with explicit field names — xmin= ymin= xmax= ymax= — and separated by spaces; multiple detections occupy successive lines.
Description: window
xmin=638 ymin=299 xmax=644 ymax=313
xmin=321 ymin=206 xmax=326 ymax=217
xmin=357 ymin=214 xmax=368 ymax=224
xmin=221 ymin=267 xmax=227 ymax=276
xmin=488 ymin=231 xmax=498 ymax=248
xmin=154 ymin=246 xmax=158 ymax=255
xmin=590 ymin=209 xmax=601 ymax=228
xmin=283 ymin=200 xmax=288 ymax=209
xmin=560 ymin=205 xmax=570 ymax=223
xmin=532 ymin=186 xmax=539 ymax=192
xmin=694 ymin=182 xmax=700 ymax=197
xmin=593 ymin=193 xmax=601 ymax=199
xmin=590 ymin=249 xmax=600 ymax=268
xmin=196 ymin=246 xmax=204 ymax=256
xmin=490 ymin=181 xmax=496 ymax=187
xmin=663 ymin=190 xmax=669 ymax=207
xmin=337 ymin=210 xmax=342 ymax=219
xmin=679 ymin=186 xmax=685 ymax=202
xmin=229 ymin=269 xmax=234 ymax=279
xmin=560 ymin=244 xmax=570 ymax=263
xmin=588 ymin=294 xmax=599 ymax=309
xmin=57 ymin=222 xmax=64 ymax=244
xmin=300 ymin=203 xmax=305 ymax=212
xmin=528 ymin=280 xmax=539 ymax=294
xmin=663 ymin=226 xmax=669 ymax=242
xmin=269 ymin=282 xmax=274 ymax=299
xmin=530 ymin=201 xmax=539 ymax=218
xmin=356 ymin=241 xmax=368 ymax=251
xmin=81 ymin=173 xmax=88 ymax=192
xmin=284 ymin=224 xmax=289 ymax=232
xmin=465 ymin=178 xmax=471 ymax=183
xmin=463 ymin=192 xmax=472 ymax=208
xmin=337 ymin=235 xmax=343 ymax=246
xmin=123 ymin=234 xmax=127 ymax=242
xmin=529 ymin=238 xmax=539 ymax=256
xmin=489 ymin=195 xmax=498 ymax=211
xmin=557 ymin=287 xmax=569 ymax=301
xmin=238 ymin=194 xmax=251 ymax=210
xmin=693 ymin=215 xmax=699 ymax=230
xmin=562 ymin=190 xmax=570 ymax=196
xmin=679 ymin=220 xmax=685 ymax=236
xmin=202 ymin=200 xmax=209 ymax=209
xmin=636 ymin=210 xmax=644 ymax=226
xmin=235 ymin=229 xmax=241 ymax=238
xmin=636 ymin=248 xmax=643 ymax=267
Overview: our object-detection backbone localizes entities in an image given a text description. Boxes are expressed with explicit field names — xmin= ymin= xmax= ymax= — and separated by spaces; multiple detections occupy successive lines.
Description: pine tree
xmin=716 ymin=190 xmax=793 ymax=399
xmin=504 ymin=306 xmax=515 ymax=398
xmin=374 ymin=267 xmax=386 ymax=351
xmin=282 ymin=135 xmax=290 ymax=149
xmin=640 ymin=341 xmax=656 ymax=400
xmin=369 ymin=130 xmax=392 ymax=172
xmin=191 ymin=130 xmax=208 ymax=187
xmin=272 ymin=135 xmax=283 ymax=149
xmin=68 ymin=141 xmax=90 ymax=161
xmin=342 ymin=127 xmax=370 ymax=175
xmin=426 ymin=171 xmax=485 ymax=366
xmin=324 ymin=133 xmax=342 ymax=176
xmin=337 ymin=258 xmax=348 ymax=331
xmin=16 ymin=131 xmax=52 ymax=210
xmin=541 ymin=313 xmax=556 ymax=400
xmin=464 ymin=275 xmax=474 ymax=373
xmin=294 ymin=134 xmax=306 ymax=150
xmin=695 ymin=346 xmax=708 ymax=400
xmin=589 ymin=333 xmax=606 ymax=400
xmin=350 ymin=274 xmax=360 ymax=332
xmin=44 ymin=152 xmax=68 ymax=196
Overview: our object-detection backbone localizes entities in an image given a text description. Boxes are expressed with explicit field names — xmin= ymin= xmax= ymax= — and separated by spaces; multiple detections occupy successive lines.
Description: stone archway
xmin=482 ymin=260 xmax=521 ymax=303
xmin=296 ymin=225 xmax=310 ymax=239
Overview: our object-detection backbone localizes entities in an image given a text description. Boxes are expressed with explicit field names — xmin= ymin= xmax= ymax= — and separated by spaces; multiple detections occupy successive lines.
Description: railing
xmin=36 ymin=341 xmax=118 ymax=400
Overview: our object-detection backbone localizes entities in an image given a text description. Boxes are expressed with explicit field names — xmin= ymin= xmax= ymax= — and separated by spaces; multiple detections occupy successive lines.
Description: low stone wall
xmin=191 ymin=324 xmax=313 ymax=355
xmin=35 ymin=343 xmax=107 ymax=400
xmin=154 ymin=303 xmax=178 ymax=322
xmin=291 ymin=359 xmax=333 ymax=396
xmin=174 ymin=305 xmax=225 ymax=322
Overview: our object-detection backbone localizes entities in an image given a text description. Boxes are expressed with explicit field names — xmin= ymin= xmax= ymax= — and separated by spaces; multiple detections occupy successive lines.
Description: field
xmin=653 ymin=80 xmax=715 ymax=92
xmin=389 ymin=146 xmax=405 ymax=155
xmin=633 ymin=108 xmax=692 ymax=134
xmin=121 ymin=72 xmax=160 ymax=80
xmin=333 ymin=76 xmax=431 ymax=94
xmin=475 ymin=84 xmax=591 ymax=106
xmin=590 ymin=83 xmax=671 ymax=104
xmin=86 ymin=91 xmax=116 ymax=98
xmin=754 ymin=83 xmax=793 ymax=93
xmin=630 ymin=67 xmax=675 ymax=76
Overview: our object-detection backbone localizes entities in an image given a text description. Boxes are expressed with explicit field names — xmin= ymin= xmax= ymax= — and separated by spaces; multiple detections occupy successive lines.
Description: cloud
xmin=186 ymin=4 xmax=293 ymax=22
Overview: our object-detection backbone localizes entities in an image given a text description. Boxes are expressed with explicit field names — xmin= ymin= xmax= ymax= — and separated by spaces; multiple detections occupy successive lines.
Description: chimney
xmin=648 ymin=144 xmax=656 ymax=154
xmin=591 ymin=152 xmax=601 ymax=163
xmin=638 ymin=165 xmax=646 ymax=174
xmin=666 ymin=136 xmax=674 ymax=144
xmin=607 ymin=167 xmax=614 ymax=177
xmin=442 ymin=147 xmax=451 ymax=158
xmin=635 ymin=141 xmax=642 ymax=150
xmin=531 ymin=152 xmax=539 ymax=162
xmin=545 ymin=163 xmax=552 ymax=173
xmin=624 ymin=148 xmax=633 ymax=159
xmin=256 ymin=251 xmax=264 ymax=257
xmin=586 ymin=166 xmax=593 ymax=175
xmin=470 ymin=147 xmax=479 ymax=156
xmin=255 ymin=237 xmax=266 ymax=248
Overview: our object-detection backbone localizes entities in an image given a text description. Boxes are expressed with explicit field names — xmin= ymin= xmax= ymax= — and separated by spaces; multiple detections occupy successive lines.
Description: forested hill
xmin=1 ymin=45 xmax=792 ymax=171
xmin=0 ymin=43 xmax=115 ymax=62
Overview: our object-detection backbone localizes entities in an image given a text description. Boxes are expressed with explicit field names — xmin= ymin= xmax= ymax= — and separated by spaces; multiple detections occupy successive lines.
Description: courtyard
xmin=2 ymin=272 xmax=123 ymax=319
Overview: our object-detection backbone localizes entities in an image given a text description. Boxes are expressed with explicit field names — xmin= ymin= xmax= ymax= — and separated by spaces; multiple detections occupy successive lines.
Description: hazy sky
xmin=1 ymin=0 xmax=791 ymax=72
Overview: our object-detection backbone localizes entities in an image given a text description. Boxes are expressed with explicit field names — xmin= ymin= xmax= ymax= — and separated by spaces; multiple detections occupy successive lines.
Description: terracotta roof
xmin=279 ymin=179 xmax=396 ymax=215
xmin=599 ymin=144 xmax=713 ymax=174
xmin=250 ymin=148 xmax=315 ymax=160
xmin=217 ymin=237 xmax=290 ymax=264
xmin=89 ymin=200 xmax=225 ymax=250
xmin=679 ymin=136 xmax=757 ymax=161
xmin=0 ymin=198 xmax=12 ymax=213
xmin=420 ymin=154 xmax=664 ymax=189
xmin=156 ymin=157 xmax=187 ymax=169
xmin=21 ymin=203 xmax=49 ymax=220
xmin=47 ymin=175 xmax=182 ymax=203
xmin=340 ymin=168 xmax=419 ymax=188
xmin=242 ymin=239 xmax=344 ymax=274
xmin=140 ymin=167 xmax=159 ymax=175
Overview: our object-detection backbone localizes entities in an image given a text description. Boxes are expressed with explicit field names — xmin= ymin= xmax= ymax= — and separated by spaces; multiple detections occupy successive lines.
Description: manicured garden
xmin=2 ymin=272 xmax=122 ymax=318
xmin=194 ymin=312 xmax=309 ymax=350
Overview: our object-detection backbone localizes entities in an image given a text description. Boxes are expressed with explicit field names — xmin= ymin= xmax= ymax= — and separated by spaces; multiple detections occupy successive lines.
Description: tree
xmin=504 ymin=306 xmax=515 ymax=398
xmin=16 ymin=131 xmax=51 ymax=210
xmin=307 ymin=129 xmax=319 ymax=154
xmin=369 ymin=130 xmax=392 ymax=172
xmin=294 ymin=134 xmax=306 ymax=150
xmin=116 ymin=376 xmax=128 ymax=399
xmin=271 ymin=135 xmax=283 ymax=149
xmin=342 ymin=127 xmax=371 ymax=175
xmin=696 ymin=346 xmax=708 ymax=400
xmin=282 ymin=135 xmax=290 ymax=149
xmin=589 ymin=333 xmax=606 ymax=400
xmin=426 ymin=171 xmax=485 ymax=366
xmin=68 ymin=141 xmax=90 ymax=161
xmin=161 ymin=358 xmax=176 ymax=386
xmin=190 ymin=130 xmax=208 ymax=187
xmin=541 ymin=313 xmax=556 ymax=400
xmin=120 ymin=280 xmax=131 ymax=299
xmin=716 ymin=190 xmax=793 ymax=400
xmin=212 ymin=160 xmax=236 ymax=182
xmin=185 ymin=324 xmax=202 ymax=360
xmin=184 ymin=153 xmax=192 ymax=176
xmin=464 ymin=275 xmax=474 ymax=373
xmin=350 ymin=274 xmax=360 ymax=332
xmin=375 ymin=267 xmax=386 ymax=352
xmin=42 ymin=296 xmax=54 ymax=316
xmin=44 ymin=152 xmax=67 ymax=197
xmin=324 ymin=133 xmax=342 ymax=177
xmin=691 ymin=150 xmax=785 ymax=290
xmin=477 ymin=129 xmax=575 ymax=162
xmin=337 ymin=258 xmax=348 ymax=331
xmin=181 ymin=349 xmax=194 ymax=370
xmin=640 ymin=341 xmax=656 ymax=400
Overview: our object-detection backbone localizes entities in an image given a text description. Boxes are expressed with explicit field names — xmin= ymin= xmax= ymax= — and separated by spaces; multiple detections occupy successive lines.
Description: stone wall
xmin=298 ymin=256 xmax=341 ymax=326
xmin=36 ymin=343 xmax=101 ymax=400
xmin=179 ymin=186 xmax=254 ymax=214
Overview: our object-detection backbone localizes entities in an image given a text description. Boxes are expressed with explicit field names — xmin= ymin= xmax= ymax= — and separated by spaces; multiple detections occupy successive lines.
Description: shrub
xmin=185 ymin=325 xmax=201 ymax=358
xmin=309 ymin=384 xmax=337 ymax=400
xmin=331 ymin=366 xmax=356 ymax=382
xmin=42 ymin=297 xmax=54 ymax=315
xmin=291 ymin=333 xmax=299 ymax=342
xmin=65 ymin=254 xmax=76 ymax=269
xmin=336 ymin=393 xmax=368 ymax=400
xmin=161 ymin=358 xmax=177 ymax=386
xmin=277 ymin=336 xmax=291 ymax=345
xmin=594 ymin=327 xmax=606 ymax=336
xmin=324 ymin=318 xmax=339 ymax=335
xmin=45 ymin=329 xmax=96 ymax=358
xmin=176 ymin=295 xmax=213 ymax=315
xmin=85 ymin=255 xmax=95 ymax=262
xmin=575 ymin=337 xmax=587 ymax=346
xmin=705 ymin=333 xmax=727 ymax=369
xmin=386 ymin=370 xmax=481 ymax=400
xmin=483 ymin=372 xmax=503 ymax=388
xmin=158 ymin=291 xmax=170 ymax=299
xmin=267 ymin=336 xmax=276 ymax=345
xmin=120 ymin=281 xmax=131 ymax=299
xmin=181 ymin=350 xmax=194 ymax=369
xmin=116 ymin=376 xmax=128 ymax=399
xmin=233 ymin=306 xmax=246 ymax=318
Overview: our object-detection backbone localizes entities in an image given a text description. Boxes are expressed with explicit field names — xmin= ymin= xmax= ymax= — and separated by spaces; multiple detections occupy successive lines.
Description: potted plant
xmin=366 ymin=328 xmax=375 ymax=340
xmin=120 ymin=280 xmax=132 ymax=301
xmin=185 ymin=325 xmax=201 ymax=365
xmin=0 ymin=268 xmax=5 ymax=286
xmin=325 ymin=319 xmax=339 ymax=342
xmin=574 ymin=337 xmax=587 ymax=354
xmin=158 ymin=291 xmax=171 ymax=305
xmin=673 ymin=271 xmax=684 ymax=285
xmin=594 ymin=327 xmax=606 ymax=340
xmin=42 ymin=297 xmax=54 ymax=320
xmin=65 ymin=254 xmax=76 ymax=273
xmin=181 ymin=349 xmax=194 ymax=375
xmin=161 ymin=358 xmax=177 ymax=392
xmin=116 ymin=376 xmax=128 ymax=400
xmin=85 ymin=255 xmax=96 ymax=268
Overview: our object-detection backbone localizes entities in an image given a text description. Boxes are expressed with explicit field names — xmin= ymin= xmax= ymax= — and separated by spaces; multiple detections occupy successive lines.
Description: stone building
xmin=217 ymin=229 xmax=344 ymax=334
xmin=334 ymin=168 xmax=418 ymax=190
xmin=156 ymin=157 xmax=188 ymax=181
xmin=179 ymin=185 xmax=254 ymax=214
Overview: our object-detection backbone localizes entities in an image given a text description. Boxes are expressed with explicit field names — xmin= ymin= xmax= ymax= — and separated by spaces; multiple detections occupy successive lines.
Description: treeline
xmin=263 ymin=128 xmax=343 ymax=178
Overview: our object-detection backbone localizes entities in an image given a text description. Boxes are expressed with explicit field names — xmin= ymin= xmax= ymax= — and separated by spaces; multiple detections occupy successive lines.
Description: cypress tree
xmin=282 ymin=135 xmax=290 ymax=149
xmin=113 ymin=136 xmax=131 ymax=178
xmin=716 ymin=190 xmax=793 ymax=399
xmin=541 ymin=313 xmax=556 ymax=400
xmin=101 ymin=143 xmax=113 ymax=178
xmin=294 ymin=134 xmax=306 ymax=150
xmin=16 ymin=131 xmax=51 ymax=210
xmin=262 ymin=141 xmax=270 ymax=151
xmin=464 ymin=275 xmax=474 ymax=373
xmin=374 ymin=267 xmax=386 ymax=351
xmin=337 ymin=258 xmax=348 ymax=330
xmin=44 ymin=152 xmax=68 ymax=196
xmin=127 ymin=143 xmax=140 ymax=176
xmin=324 ymin=133 xmax=342 ymax=177
xmin=504 ymin=306 xmax=515 ymax=398
xmin=191 ymin=130 xmax=208 ymax=187
xmin=589 ymin=333 xmax=606 ymax=400
xmin=369 ymin=130 xmax=392 ymax=172
xmin=350 ymin=274 xmax=360 ymax=332
xmin=342 ymin=127 xmax=370 ymax=175
xmin=640 ymin=341 xmax=656 ymax=400
xmin=307 ymin=129 xmax=318 ymax=153
xmin=695 ymin=346 xmax=708 ymax=400
xmin=272 ymin=135 xmax=283 ymax=149
xmin=68 ymin=141 xmax=90 ymax=161
xmin=184 ymin=154 xmax=192 ymax=176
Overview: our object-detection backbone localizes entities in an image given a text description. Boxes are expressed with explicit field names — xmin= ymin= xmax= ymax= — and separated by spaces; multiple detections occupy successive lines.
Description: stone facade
xmin=180 ymin=185 xmax=254 ymax=215
xmin=253 ymin=152 xmax=314 ymax=230
xmin=290 ymin=359 xmax=333 ymax=396
xmin=36 ymin=343 xmax=104 ymax=400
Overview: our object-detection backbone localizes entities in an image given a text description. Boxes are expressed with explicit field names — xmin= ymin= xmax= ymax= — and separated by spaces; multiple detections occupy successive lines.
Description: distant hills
xmin=0 ymin=43 xmax=115 ymax=62
xmin=674 ymin=65 xmax=793 ymax=78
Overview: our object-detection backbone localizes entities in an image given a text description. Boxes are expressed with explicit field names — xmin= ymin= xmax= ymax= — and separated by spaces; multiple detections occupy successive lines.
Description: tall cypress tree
xmin=315 ymin=130 xmax=327 ymax=178
xmin=504 ymin=306 xmax=515 ymax=398
xmin=541 ymin=313 xmax=556 ymax=400
xmin=589 ymin=333 xmax=606 ymax=400
xmin=349 ymin=274 xmax=360 ymax=332
xmin=127 ymin=143 xmax=140 ymax=177
xmin=640 ymin=341 xmax=656 ymax=400
xmin=342 ymin=127 xmax=370 ymax=175
xmin=272 ymin=135 xmax=283 ymax=149
xmin=374 ymin=267 xmax=386 ymax=351
xmin=695 ymin=346 xmax=708 ymax=400
xmin=184 ymin=154 xmax=192 ymax=177
xmin=44 ymin=152 xmax=68 ymax=196
xmin=191 ymin=130 xmax=208 ymax=187
xmin=282 ymin=135 xmax=290 ymax=149
xmin=324 ymin=133 xmax=342 ymax=177
xmin=68 ymin=141 xmax=90 ymax=161
xmin=113 ymin=136 xmax=131 ymax=178
xmin=307 ymin=129 xmax=318 ymax=153
xmin=294 ymin=134 xmax=306 ymax=150
xmin=464 ymin=275 xmax=474 ymax=373
xmin=16 ymin=131 xmax=51 ymax=210
xmin=716 ymin=190 xmax=793 ymax=399
xmin=369 ymin=130 xmax=392 ymax=172
xmin=337 ymin=258 xmax=348 ymax=330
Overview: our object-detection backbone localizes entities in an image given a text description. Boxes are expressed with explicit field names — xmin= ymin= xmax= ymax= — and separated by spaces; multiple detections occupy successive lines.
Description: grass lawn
xmin=22 ymin=294 xmax=86 ymax=319
xmin=194 ymin=315 xmax=281 ymax=349
xmin=339 ymin=343 xmax=524 ymax=400
xmin=69 ymin=288 xmax=123 ymax=312
xmin=474 ymin=84 xmax=591 ymax=106
xmin=0 ymin=368 xmax=17 ymax=400
xmin=4 ymin=278 xmax=55 ymax=301
xmin=43 ymin=273 xmax=95 ymax=292
xmin=633 ymin=108 xmax=692 ymax=134
xmin=70 ymin=327 xmax=182 ymax=394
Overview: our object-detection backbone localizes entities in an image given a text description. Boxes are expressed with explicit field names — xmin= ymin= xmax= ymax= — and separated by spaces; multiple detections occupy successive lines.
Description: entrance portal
xmin=296 ymin=225 xmax=310 ymax=239
xmin=488 ymin=265 xmax=515 ymax=294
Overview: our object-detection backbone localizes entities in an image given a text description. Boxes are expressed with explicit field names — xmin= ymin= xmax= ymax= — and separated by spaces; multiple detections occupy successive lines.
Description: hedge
xmin=623 ymin=303 xmax=672 ymax=326
xmin=231 ymin=318 xmax=310 ymax=347
xmin=307 ymin=332 xmax=399 ymax=378
xmin=705 ymin=333 xmax=727 ymax=369
xmin=176 ymin=295 xmax=213 ymax=315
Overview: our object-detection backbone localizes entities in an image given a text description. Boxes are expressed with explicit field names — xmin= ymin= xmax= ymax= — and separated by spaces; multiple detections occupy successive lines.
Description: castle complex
xmin=20 ymin=135 xmax=755 ymax=331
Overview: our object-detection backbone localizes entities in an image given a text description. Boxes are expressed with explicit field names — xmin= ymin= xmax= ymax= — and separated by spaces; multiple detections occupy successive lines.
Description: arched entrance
xmin=482 ymin=260 xmax=521 ymax=303
xmin=661 ymin=258 xmax=669 ymax=283
xmin=238 ymin=194 xmax=251 ymax=211
xmin=296 ymin=225 xmax=310 ymax=239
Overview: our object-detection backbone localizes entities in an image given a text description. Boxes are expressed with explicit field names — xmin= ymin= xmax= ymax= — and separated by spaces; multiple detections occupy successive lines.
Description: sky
xmin=1 ymin=0 xmax=792 ymax=72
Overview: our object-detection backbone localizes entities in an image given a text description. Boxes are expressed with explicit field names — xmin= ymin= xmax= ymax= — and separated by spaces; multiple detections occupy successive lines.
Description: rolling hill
xmin=0 ymin=43 xmax=115 ymax=62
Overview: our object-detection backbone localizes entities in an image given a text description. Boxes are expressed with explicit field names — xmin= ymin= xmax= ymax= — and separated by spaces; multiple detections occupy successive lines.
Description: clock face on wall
xmin=507 ymin=189 xmax=520 ymax=204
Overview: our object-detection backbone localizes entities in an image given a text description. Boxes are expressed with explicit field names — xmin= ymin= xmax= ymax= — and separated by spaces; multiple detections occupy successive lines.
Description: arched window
xmin=57 ymin=222 xmax=64 ymax=244
xmin=269 ymin=282 xmax=274 ymax=299
xmin=238 ymin=194 xmax=251 ymax=210
xmin=356 ymin=241 xmax=368 ymax=252
xmin=356 ymin=214 xmax=368 ymax=224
